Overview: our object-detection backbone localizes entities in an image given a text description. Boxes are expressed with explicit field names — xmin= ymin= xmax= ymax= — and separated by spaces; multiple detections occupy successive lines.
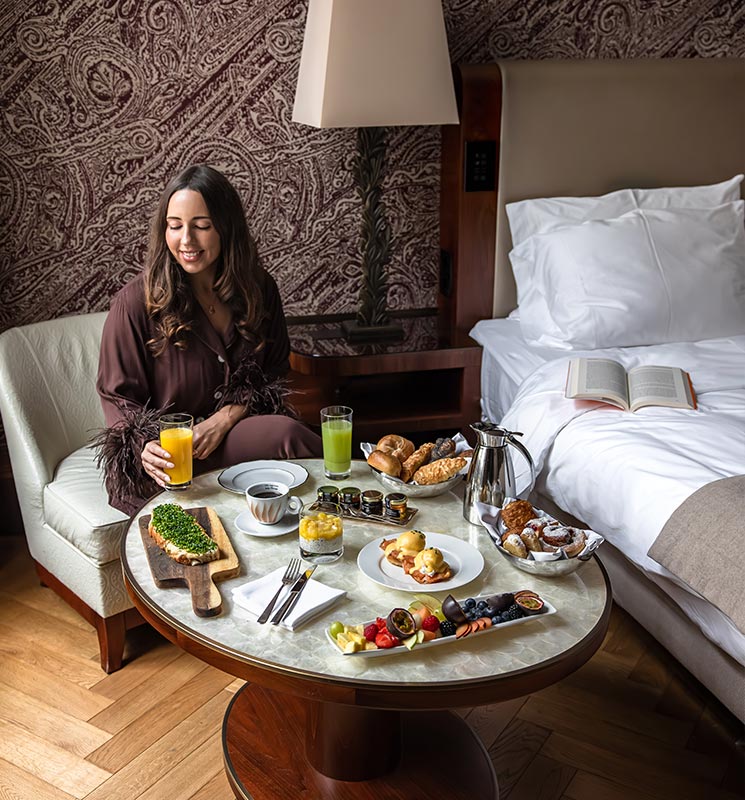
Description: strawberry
xmin=363 ymin=623 xmax=378 ymax=642
xmin=421 ymin=615 xmax=440 ymax=632
xmin=375 ymin=630 xmax=400 ymax=649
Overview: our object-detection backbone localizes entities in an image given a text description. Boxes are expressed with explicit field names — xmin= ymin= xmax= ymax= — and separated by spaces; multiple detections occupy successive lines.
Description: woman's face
xmin=165 ymin=189 xmax=221 ymax=276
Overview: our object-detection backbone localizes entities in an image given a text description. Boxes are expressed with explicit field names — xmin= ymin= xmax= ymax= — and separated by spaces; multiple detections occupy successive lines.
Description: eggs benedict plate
xmin=359 ymin=531 xmax=484 ymax=592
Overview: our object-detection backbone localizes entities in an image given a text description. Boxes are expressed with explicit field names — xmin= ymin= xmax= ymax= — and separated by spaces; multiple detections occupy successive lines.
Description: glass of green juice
xmin=320 ymin=405 xmax=353 ymax=480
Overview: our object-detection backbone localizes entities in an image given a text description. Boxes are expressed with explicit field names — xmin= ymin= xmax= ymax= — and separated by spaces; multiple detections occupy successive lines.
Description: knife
xmin=270 ymin=565 xmax=317 ymax=626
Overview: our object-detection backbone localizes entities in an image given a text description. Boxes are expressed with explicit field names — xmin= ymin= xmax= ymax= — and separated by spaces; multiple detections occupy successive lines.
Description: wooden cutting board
xmin=139 ymin=506 xmax=240 ymax=617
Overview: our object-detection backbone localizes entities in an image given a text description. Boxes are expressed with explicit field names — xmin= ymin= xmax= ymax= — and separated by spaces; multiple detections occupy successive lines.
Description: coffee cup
xmin=245 ymin=482 xmax=302 ymax=525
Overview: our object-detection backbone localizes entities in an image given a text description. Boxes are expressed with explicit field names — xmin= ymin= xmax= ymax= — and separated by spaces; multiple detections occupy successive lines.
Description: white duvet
xmin=499 ymin=334 xmax=745 ymax=663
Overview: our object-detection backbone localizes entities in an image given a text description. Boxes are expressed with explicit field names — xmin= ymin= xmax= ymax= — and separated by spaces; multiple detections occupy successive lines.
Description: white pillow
xmin=506 ymin=175 xmax=744 ymax=248
xmin=511 ymin=202 xmax=745 ymax=350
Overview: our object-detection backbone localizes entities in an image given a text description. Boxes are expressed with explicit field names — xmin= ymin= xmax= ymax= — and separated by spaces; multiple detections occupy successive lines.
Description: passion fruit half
xmin=386 ymin=608 xmax=417 ymax=639
xmin=441 ymin=594 xmax=468 ymax=625
xmin=514 ymin=594 xmax=545 ymax=615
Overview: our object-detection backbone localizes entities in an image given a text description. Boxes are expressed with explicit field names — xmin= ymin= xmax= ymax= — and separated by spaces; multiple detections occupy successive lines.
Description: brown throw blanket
xmin=648 ymin=475 xmax=745 ymax=635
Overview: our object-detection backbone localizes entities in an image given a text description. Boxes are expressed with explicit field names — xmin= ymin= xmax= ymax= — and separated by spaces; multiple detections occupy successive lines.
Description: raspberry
xmin=421 ymin=615 xmax=440 ymax=632
xmin=363 ymin=623 xmax=378 ymax=642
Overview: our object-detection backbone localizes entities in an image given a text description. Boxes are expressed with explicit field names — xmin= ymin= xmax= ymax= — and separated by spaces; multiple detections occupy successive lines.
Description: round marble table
xmin=122 ymin=459 xmax=611 ymax=800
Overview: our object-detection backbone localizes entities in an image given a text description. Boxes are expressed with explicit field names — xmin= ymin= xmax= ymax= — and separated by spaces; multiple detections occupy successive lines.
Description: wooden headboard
xmin=439 ymin=59 xmax=745 ymax=337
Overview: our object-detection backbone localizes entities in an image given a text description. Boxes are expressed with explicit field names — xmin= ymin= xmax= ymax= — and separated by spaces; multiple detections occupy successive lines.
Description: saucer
xmin=219 ymin=460 xmax=308 ymax=495
xmin=234 ymin=509 xmax=299 ymax=538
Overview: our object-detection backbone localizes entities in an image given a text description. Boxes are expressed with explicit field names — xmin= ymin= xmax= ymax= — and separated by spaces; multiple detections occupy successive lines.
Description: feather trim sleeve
xmin=215 ymin=358 xmax=297 ymax=418
xmin=90 ymin=406 xmax=160 ymax=513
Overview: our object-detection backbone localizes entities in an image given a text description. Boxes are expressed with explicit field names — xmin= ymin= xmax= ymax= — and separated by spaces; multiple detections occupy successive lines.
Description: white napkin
xmin=232 ymin=567 xmax=346 ymax=631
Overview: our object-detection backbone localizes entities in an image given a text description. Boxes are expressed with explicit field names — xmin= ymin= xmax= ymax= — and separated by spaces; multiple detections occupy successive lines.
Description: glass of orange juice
xmin=159 ymin=413 xmax=193 ymax=490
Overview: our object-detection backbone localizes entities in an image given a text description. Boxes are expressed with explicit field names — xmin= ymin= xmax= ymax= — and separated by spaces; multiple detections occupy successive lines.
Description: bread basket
xmin=477 ymin=501 xmax=604 ymax=577
xmin=359 ymin=434 xmax=471 ymax=498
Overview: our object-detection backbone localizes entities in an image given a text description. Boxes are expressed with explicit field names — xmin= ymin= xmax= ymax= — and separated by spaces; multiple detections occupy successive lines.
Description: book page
xmin=628 ymin=365 xmax=694 ymax=410
xmin=567 ymin=358 xmax=629 ymax=408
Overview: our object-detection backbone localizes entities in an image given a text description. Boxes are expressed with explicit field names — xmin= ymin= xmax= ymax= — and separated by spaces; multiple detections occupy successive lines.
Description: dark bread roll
xmin=431 ymin=437 xmax=456 ymax=461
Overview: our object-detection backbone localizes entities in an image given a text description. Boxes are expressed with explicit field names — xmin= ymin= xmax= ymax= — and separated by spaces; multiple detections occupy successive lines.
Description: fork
xmin=257 ymin=558 xmax=302 ymax=624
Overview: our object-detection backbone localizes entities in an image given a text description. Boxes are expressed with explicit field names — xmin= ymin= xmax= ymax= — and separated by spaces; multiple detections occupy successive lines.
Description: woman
xmin=96 ymin=164 xmax=321 ymax=514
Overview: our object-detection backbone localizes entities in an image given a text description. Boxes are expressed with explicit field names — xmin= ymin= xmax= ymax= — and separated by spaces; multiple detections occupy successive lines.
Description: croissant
xmin=412 ymin=456 xmax=466 ymax=485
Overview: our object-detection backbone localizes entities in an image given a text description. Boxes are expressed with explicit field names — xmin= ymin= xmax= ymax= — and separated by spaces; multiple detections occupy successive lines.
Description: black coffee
xmin=253 ymin=491 xmax=281 ymax=498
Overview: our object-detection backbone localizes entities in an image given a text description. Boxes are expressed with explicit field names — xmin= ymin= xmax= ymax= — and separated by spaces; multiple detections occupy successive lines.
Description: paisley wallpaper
xmin=2 ymin=0 xmax=744 ymax=335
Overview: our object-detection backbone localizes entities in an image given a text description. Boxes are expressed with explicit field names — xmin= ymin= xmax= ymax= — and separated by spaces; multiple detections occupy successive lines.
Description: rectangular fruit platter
xmin=326 ymin=590 xmax=556 ymax=658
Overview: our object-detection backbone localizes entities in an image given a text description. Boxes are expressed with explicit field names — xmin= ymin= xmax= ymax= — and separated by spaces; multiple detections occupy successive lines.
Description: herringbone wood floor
xmin=0 ymin=535 xmax=742 ymax=800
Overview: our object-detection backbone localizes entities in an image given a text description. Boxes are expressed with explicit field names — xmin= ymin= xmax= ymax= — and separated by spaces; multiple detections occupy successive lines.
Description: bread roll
xmin=367 ymin=449 xmax=402 ymax=477
xmin=431 ymin=437 xmax=456 ymax=461
xmin=376 ymin=434 xmax=415 ymax=462
xmin=400 ymin=442 xmax=435 ymax=483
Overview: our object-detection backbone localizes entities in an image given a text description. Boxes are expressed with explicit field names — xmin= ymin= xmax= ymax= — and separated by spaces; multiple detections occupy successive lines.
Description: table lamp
xmin=292 ymin=0 xmax=459 ymax=343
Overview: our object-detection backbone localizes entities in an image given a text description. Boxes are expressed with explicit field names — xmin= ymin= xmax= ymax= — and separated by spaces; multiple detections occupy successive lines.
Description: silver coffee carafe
xmin=463 ymin=423 xmax=536 ymax=525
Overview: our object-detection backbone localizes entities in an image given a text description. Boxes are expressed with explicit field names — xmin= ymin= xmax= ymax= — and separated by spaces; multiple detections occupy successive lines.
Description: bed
xmin=439 ymin=59 xmax=745 ymax=722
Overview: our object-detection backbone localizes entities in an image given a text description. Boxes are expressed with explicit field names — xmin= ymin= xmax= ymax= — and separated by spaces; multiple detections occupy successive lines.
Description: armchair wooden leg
xmin=95 ymin=612 xmax=127 ymax=673
xmin=34 ymin=561 xmax=146 ymax=673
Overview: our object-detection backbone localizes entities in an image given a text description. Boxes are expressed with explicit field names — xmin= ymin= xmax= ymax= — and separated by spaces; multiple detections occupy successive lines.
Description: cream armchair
xmin=0 ymin=312 xmax=144 ymax=672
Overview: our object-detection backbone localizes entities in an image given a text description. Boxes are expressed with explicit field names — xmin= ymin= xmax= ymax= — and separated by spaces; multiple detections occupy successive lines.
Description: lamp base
xmin=340 ymin=320 xmax=404 ymax=343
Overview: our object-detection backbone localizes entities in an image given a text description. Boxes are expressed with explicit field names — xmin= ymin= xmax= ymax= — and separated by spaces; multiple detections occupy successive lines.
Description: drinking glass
xmin=320 ymin=405 xmax=353 ymax=480
xmin=159 ymin=413 xmax=193 ymax=490
xmin=299 ymin=501 xmax=343 ymax=563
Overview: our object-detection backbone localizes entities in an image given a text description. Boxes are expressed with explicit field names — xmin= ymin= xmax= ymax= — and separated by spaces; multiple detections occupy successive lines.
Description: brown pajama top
xmin=97 ymin=271 xmax=290 ymax=427
xmin=95 ymin=271 xmax=319 ymax=514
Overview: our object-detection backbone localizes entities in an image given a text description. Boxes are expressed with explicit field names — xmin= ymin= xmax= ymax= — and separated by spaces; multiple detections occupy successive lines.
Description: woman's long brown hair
xmin=144 ymin=165 xmax=265 ymax=356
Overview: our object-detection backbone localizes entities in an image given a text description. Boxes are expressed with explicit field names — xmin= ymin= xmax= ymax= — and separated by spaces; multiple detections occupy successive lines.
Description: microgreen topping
xmin=151 ymin=504 xmax=217 ymax=554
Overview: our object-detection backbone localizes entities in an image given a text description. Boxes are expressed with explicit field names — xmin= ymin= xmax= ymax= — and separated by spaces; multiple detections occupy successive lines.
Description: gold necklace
xmin=197 ymin=290 xmax=218 ymax=315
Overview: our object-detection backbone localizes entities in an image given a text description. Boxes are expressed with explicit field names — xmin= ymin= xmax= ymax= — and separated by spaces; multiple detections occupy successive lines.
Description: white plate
xmin=234 ymin=509 xmax=299 ymax=538
xmin=326 ymin=593 xmax=557 ymax=657
xmin=357 ymin=531 xmax=484 ymax=593
xmin=218 ymin=460 xmax=308 ymax=494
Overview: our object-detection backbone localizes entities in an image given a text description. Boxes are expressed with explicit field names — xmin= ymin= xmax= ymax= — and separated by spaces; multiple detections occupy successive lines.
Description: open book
xmin=565 ymin=358 xmax=697 ymax=412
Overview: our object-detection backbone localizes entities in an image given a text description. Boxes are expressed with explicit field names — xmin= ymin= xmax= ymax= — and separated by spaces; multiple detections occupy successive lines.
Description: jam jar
xmin=339 ymin=486 xmax=361 ymax=509
xmin=317 ymin=485 xmax=340 ymax=503
xmin=360 ymin=489 xmax=384 ymax=516
xmin=384 ymin=492 xmax=408 ymax=520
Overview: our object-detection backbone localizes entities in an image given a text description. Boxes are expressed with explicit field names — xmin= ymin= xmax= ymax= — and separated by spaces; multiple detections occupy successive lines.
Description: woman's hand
xmin=141 ymin=440 xmax=174 ymax=487
xmin=192 ymin=404 xmax=245 ymax=460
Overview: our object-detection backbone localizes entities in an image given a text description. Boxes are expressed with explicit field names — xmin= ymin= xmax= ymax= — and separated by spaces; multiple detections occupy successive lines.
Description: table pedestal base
xmin=223 ymin=684 xmax=499 ymax=799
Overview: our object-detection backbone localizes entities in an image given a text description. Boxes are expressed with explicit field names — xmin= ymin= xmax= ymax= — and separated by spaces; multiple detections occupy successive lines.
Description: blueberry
xmin=464 ymin=598 xmax=476 ymax=609
xmin=476 ymin=600 xmax=488 ymax=610
xmin=491 ymin=616 xmax=500 ymax=625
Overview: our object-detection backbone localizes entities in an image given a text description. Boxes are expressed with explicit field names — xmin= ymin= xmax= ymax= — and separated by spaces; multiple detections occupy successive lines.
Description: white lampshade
xmin=293 ymin=0 xmax=459 ymax=128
